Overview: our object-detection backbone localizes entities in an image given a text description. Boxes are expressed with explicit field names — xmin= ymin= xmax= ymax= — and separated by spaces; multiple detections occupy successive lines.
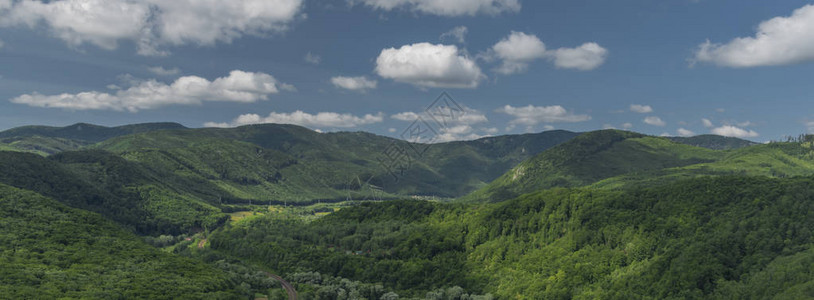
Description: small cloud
xmin=603 ymin=124 xmax=616 ymax=129
xmin=716 ymin=108 xmax=725 ymax=113
xmin=375 ymin=42 xmax=484 ymax=88
xmin=549 ymin=42 xmax=608 ymax=71
xmin=147 ymin=66 xmax=180 ymax=76
xmin=643 ymin=116 xmax=666 ymax=127
xmin=351 ymin=0 xmax=521 ymax=16
xmin=711 ymin=125 xmax=759 ymax=138
xmin=542 ymin=125 xmax=555 ymax=131
xmin=660 ymin=132 xmax=671 ymax=137
xmin=330 ymin=76 xmax=377 ymax=92
xmin=388 ymin=128 xmax=397 ymax=133
xmin=737 ymin=121 xmax=753 ymax=127
xmin=440 ymin=26 xmax=468 ymax=44
xmin=630 ymin=104 xmax=653 ymax=113
xmin=702 ymin=118 xmax=714 ymax=128
xmin=496 ymin=104 xmax=591 ymax=125
xmin=677 ymin=128 xmax=695 ymax=137
xmin=304 ymin=52 xmax=321 ymax=65
xmin=392 ymin=108 xmax=488 ymax=126
xmin=205 ymin=110 xmax=384 ymax=129
xmin=621 ymin=122 xmax=633 ymax=129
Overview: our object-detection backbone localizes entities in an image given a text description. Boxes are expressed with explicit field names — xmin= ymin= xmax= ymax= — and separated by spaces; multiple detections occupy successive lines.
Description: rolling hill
xmin=464 ymin=130 xmax=813 ymax=202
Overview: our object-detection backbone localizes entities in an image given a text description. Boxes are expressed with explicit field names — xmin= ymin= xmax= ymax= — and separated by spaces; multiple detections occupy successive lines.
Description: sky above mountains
xmin=1 ymin=0 xmax=814 ymax=142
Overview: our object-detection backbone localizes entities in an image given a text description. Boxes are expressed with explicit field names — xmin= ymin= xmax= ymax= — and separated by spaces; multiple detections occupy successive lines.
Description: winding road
xmin=264 ymin=271 xmax=298 ymax=300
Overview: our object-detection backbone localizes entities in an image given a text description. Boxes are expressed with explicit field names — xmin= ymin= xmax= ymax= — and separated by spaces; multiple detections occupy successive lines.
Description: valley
xmin=2 ymin=122 xmax=814 ymax=299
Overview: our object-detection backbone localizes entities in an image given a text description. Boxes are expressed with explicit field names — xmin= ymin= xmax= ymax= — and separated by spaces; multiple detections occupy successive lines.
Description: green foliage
xmin=93 ymin=124 xmax=578 ymax=202
xmin=211 ymin=175 xmax=814 ymax=299
xmin=0 ymin=183 xmax=241 ymax=299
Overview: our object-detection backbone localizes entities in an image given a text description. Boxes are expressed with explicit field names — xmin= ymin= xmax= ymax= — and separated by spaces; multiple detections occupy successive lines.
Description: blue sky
xmin=2 ymin=0 xmax=814 ymax=142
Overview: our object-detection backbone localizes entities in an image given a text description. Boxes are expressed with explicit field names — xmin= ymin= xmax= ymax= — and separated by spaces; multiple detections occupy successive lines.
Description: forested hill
xmin=211 ymin=175 xmax=814 ymax=299
xmin=464 ymin=129 xmax=811 ymax=202
xmin=0 ymin=122 xmax=186 ymax=154
xmin=91 ymin=125 xmax=581 ymax=201
xmin=0 ymin=183 xmax=243 ymax=298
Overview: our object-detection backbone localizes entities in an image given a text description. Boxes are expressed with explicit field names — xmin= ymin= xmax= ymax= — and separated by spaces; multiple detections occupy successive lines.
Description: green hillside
xmin=94 ymin=125 xmax=579 ymax=202
xmin=464 ymin=130 xmax=726 ymax=202
xmin=0 ymin=151 xmax=227 ymax=235
xmin=0 ymin=183 xmax=242 ymax=299
xmin=210 ymin=175 xmax=814 ymax=299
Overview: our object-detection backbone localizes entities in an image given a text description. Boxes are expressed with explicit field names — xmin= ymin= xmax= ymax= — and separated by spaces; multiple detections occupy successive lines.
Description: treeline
xmin=211 ymin=175 xmax=814 ymax=298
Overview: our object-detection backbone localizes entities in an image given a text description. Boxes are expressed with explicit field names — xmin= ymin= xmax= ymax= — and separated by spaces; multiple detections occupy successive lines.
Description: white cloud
xmin=330 ymin=76 xmax=377 ymax=92
xmin=677 ymin=128 xmax=695 ymax=137
xmin=375 ymin=43 xmax=484 ymax=88
xmin=603 ymin=124 xmax=616 ymax=129
xmin=490 ymin=31 xmax=546 ymax=74
xmin=391 ymin=108 xmax=488 ymax=126
xmin=391 ymin=112 xmax=421 ymax=121
xmin=10 ymin=70 xmax=291 ymax=112
xmin=486 ymin=32 xmax=608 ymax=74
xmin=621 ymin=122 xmax=633 ymax=129
xmin=694 ymin=4 xmax=814 ymax=67
xmin=549 ymin=42 xmax=608 ymax=71
xmin=351 ymin=0 xmax=520 ymax=16
xmin=440 ymin=26 xmax=468 ymax=44
xmin=304 ymin=52 xmax=321 ymax=65
xmin=0 ymin=0 xmax=304 ymax=55
xmin=643 ymin=116 xmax=666 ymax=126
xmin=630 ymin=104 xmax=653 ymax=113
xmin=434 ymin=125 xmax=496 ymax=142
xmin=147 ymin=66 xmax=180 ymax=76
xmin=205 ymin=110 xmax=384 ymax=129
xmin=711 ymin=125 xmax=759 ymax=138
xmin=702 ymin=118 xmax=714 ymax=128
xmin=388 ymin=128 xmax=397 ymax=133
xmin=496 ymin=105 xmax=591 ymax=125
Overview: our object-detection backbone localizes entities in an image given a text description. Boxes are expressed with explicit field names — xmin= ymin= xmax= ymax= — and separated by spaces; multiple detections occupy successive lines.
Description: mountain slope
xmin=210 ymin=175 xmax=814 ymax=299
xmin=464 ymin=130 xmax=724 ymax=202
xmin=0 ymin=183 xmax=241 ymax=298
xmin=0 ymin=151 xmax=227 ymax=234
xmin=668 ymin=134 xmax=758 ymax=150
xmin=0 ymin=122 xmax=187 ymax=154
xmin=94 ymin=125 xmax=579 ymax=201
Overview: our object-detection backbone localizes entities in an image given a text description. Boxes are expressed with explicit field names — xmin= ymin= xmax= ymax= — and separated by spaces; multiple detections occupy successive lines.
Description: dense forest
xmin=210 ymin=175 xmax=814 ymax=298
xmin=4 ymin=123 xmax=814 ymax=299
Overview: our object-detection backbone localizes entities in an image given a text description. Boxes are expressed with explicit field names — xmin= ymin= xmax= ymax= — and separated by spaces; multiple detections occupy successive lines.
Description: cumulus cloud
xmin=694 ymin=4 xmax=814 ymax=67
xmin=711 ymin=125 xmax=759 ymax=138
xmin=391 ymin=108 xmax=488 ymax=126
xmin=440 ymin=26 xmax=468 ymax=44
xmin=490 ymin=31 xmax=547 ymax=74
xmin=677 ymin=128 xmax=695 ymax=137
xmin=351 ymin=0 xmax=520 ymax=16
xmin=147 ymin=66 xmax=180 ymax=76
xmin=486 ymin=32 xmax=608 ymax=74
xmin=304 ymin=52 xmax=321 ymax=65
xmin=375 ymin=43 xmax=484 ymax=88
xmin=496 ymin=105 xmax=591 ymax=126
xmin=630 ymin=104 xmax=653 ymax=113
xmin=621 ymin=122 xmax=633 ymax=130
xmin=549 ymin=43 xmax=608 ymax=71
xmin=702 ymin=118 xmax=714 ymax=128
xmin=643 ymin=116 xmax=666 ymax=126
xmin=204 ymin=110 xmax=384 ymax=129
xmin=10 ymin=70 xmax=292 ymax=112
xmin=434 ymin=125 xmax=494 ymax=142
xmin=0 ymin=0 xmax=304 ymax=55
xmin=330 ymin=76 xmax=377 ymax=92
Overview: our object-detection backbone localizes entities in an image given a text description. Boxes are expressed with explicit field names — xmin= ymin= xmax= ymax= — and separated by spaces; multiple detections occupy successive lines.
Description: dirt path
xmin=263 ymin=271 xmax=297 ymax=300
